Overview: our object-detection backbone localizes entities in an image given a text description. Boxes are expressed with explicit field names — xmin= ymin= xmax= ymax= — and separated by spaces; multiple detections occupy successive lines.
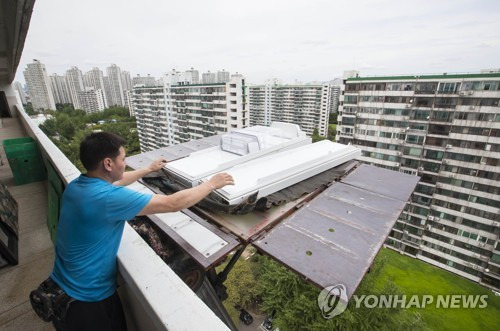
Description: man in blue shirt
xmin=50 ymin=132 xmax=233 ymax=330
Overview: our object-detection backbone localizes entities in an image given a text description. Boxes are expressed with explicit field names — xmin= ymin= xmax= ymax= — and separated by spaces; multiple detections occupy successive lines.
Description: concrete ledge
xmin=16 ymin=106 xmax=79 ymax=185
xmin=117 ymin=224 xmax=229 ymax=331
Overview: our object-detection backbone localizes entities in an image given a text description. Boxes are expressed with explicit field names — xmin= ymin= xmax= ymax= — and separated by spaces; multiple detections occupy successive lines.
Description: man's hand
xmin=208 ymin=172 xmax=235 ymax=190
xmin=148 ymin=159 xmax=167 ymax=172
xmin=138 ymin=172 xmax=236 ymax=215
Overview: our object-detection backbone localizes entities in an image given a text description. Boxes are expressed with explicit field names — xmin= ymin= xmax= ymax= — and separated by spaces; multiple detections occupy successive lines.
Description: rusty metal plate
xmin=126 ymin=137 xmax=221 ymax=170
xmin=188 ymin=162 xmax=359 ymax=242
xmin=147 ymin=211 xmax=240 ymax=270
xmin=253 ymin=165 xmax=419 ymax=301
xmin=133 ymin=180 xmax=240 ymax=269
xmin=197 ymin=134 xmax=223 ymax=146
xmin=127 ymin=150 xmax=179 ymax=170
xmin=191 ymin=192 xmax=315 ymax=242
xmin=342 ymin=163 xmax=420 ymax=201
xmin=180 ymin=139 xmax=218 ymax=152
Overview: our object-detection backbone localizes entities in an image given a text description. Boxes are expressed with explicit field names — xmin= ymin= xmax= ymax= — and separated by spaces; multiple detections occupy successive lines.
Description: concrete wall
xmin=0 ymin=84 xmax=20 ymax=117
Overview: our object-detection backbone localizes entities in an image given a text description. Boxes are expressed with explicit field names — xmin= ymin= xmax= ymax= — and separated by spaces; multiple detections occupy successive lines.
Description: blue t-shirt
xmin=51 ymin=175 xmax=152 ymax=302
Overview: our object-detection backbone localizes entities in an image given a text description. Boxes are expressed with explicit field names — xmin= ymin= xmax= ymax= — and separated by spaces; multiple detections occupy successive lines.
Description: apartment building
xmin=13 ymin=81 xmax=27 ymax=105
xmin=77 ymin=88 xmax=106 ymax=113
xmin=23 ymin=59 xmax=56 ymax=111
xmin=248 ymin=79 xmax=330 ymax=136
xmin=65 ymin=66 xmax=85 ymax=110
xmin=330 ymin=85 xmax=341 ymax=113
xmin=84 ymin=68 xmax=109 ymax=108
xmin=131 ymin=86 xmax=166 ymax=151
xmin=125 ymin=90 xmax=134 ymax=116
xmin=201 ymin=71 xmax=216 ymax=84
xmin=121 ymin=70 xmax=132 ymax=91
xmin=336 ymin=72 xmax=500 ymax=290
xmin=132 ymin=69 xmax=248 ymax=152
xmin=106 ymin=64 xmax=125 ymax=107
xmin=132 ymin=74 xmax=157 ymax=87
xmin=49 ymin=74 xmax=71 ymax=105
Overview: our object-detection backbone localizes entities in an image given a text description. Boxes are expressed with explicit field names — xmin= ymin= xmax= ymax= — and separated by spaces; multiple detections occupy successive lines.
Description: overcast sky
xmin=15 ymin=0 xmax=500 ymax=85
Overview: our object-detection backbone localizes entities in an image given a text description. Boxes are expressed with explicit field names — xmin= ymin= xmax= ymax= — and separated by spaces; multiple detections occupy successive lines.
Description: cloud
xmin=14 ymin=0 xmax=500 ymax=84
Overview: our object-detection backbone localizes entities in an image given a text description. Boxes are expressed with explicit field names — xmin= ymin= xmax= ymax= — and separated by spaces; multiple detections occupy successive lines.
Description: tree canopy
xmin=248 ymin=254 xmax=426 ymax=330
xmin=39 ymin=105 xmax=139 ymax=172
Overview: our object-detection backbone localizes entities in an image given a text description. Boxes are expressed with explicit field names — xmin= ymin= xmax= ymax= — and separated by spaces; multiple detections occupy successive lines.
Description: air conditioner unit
xmin=459 ymin=91 xmax=466 ymax=96
xmin=418 ymin=167 xmax=425 ymax=171
xmin=426 ymin=225 xmax=432 ymax=230
xmin=445 ymin=144 xmax=453 ymax=149
xmin=435 ymin=217 xmax=440 ymax=221
xmin=400 ymin=129 xmax=406 ymax=133
xmin=406 ymin=104 xmax=412 ymax=108
xmin=397 ymin=152 xmax=402 ymax=156
xmin=395 ymin=163 xmax=400 ymax=167
xmin=449 ymin=173 xmax=455 ymax=178
xmin=436 ymin=183 xmax=442 ymax=188
xmin=468 ymin=91 xmax=474 ymax=95
xmin=492 ymin=222 xmax=500 ymax=227
xmin=469 ymin=106 xmax=475 ymax=110
xmin=428 ymin=216 xmax=435 ymax=221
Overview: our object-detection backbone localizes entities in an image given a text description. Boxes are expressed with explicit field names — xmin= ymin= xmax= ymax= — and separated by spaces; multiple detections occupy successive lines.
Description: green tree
xmin=39 ymin=118 xmax=58 ymax=137
xmin=37 ymin=106 xmax=139 ymax=172
xmin=312 ymin=128 xmax=326 ymax=143
xmin=329 ymin=112 xmax=338 ymax=124
xmin=24 ymin=103 xmax=36 ymax=115
xmin=55 ymin=113 xmax=76 ymax=140
xmin=56 ymin=103 xmax=74 ymax=111
xmin=328 ymin=124 xmax=337 ymax=141
xmin=222 ymin=258 xmax=260 ymax=324
xmin=255 ymin=255 xmax=426 ymax=330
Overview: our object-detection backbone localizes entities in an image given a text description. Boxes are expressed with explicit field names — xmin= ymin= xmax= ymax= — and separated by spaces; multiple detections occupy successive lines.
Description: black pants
xmin=54 ymin=292 xmax=127 ymax=331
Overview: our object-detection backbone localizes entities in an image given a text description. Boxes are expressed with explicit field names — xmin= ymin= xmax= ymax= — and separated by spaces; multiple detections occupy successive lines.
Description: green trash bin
xmin=2 ymin=137 xmax=47 ymax=185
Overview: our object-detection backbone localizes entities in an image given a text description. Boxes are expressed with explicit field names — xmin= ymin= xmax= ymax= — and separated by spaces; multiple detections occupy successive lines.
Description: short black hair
xmin=80 ymin=132 xmax=126 ymax=171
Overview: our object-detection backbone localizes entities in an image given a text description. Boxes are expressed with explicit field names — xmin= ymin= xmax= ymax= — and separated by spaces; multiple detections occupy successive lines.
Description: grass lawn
xmin=372 ymin=248 xmax=500 ymax=331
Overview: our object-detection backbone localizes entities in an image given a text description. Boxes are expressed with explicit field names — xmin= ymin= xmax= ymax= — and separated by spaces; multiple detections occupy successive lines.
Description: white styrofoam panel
xmin=164 ymin=122 xmax=311 ymax=184
xmin=204 ymin=141 xmax=361 ymax=205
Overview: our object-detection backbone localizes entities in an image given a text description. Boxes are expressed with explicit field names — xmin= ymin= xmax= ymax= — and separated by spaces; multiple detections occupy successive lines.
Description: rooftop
xmin=347 ymin=71 xmax=500 ymax=82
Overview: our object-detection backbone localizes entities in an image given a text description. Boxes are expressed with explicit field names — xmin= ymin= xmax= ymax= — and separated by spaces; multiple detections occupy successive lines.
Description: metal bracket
xmin=207 ymin=246 xmax=246 ymax=301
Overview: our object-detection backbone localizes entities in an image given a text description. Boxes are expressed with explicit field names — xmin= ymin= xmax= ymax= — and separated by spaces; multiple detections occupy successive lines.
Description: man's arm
xmin=137 ymin=172 xmax=234 ymax=215
xmin=114 ymin=159 xmax=167 ymax=186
